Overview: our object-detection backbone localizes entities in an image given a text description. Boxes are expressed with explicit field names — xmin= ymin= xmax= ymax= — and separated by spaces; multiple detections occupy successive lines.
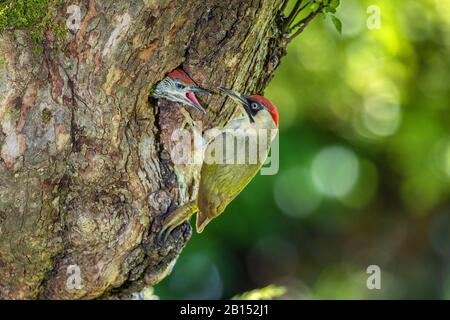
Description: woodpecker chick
xmin=153 ymin=69 xmax=210 ymax=242
xmin=153 ymin=69 xmax=210 ymax=114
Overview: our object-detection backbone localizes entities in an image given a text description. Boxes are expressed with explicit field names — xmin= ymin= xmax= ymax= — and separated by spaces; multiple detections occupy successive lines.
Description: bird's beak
xmin=218 ymin=87 xmax=255 ymax=123
xmin=188 ymin=85 xmax=212 ymax=96
xmin=185 ymin=85 xmax=210 ymax=114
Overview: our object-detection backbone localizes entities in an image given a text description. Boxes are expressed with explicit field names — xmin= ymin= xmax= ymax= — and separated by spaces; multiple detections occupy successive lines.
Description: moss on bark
xmin=0 ymin=0 xmax=65 ymax=44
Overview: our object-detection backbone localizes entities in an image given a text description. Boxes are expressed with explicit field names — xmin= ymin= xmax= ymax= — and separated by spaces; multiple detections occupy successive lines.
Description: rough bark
xmin=0 ymin=0 xmax=286 ymax=299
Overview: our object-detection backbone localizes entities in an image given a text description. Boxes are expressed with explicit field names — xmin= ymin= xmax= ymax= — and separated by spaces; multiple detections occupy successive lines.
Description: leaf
xmin=331 ymin=15 xmax=342 ymax=34
xmin=310 ymin=3 xmax=319 ymax=12
xmin=330 ymin=0 xmax=340 ymax=9
xmin=232 ymin=285 xmax=287 ymax=300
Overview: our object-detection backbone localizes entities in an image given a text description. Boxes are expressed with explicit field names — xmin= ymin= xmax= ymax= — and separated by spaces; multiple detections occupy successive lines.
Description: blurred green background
xmin=157 ymin=0 xmax=450 ymax=299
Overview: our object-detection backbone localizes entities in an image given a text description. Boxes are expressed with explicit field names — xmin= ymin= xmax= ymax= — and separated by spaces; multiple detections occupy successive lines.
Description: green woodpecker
xmin=159 ymin=87 xmax=279 ymax=240
xmin=153 ymin=68 xmax=209 ymax=116
xmin=152 ymin=68 xmax=209 ymax=233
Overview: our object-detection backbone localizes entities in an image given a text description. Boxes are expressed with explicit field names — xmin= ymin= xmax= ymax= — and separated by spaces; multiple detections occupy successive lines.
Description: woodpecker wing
xmin=196 ymin=126 xmax=273 ymax=232
xmin=196 ymin=161 xmax=262 ymax=232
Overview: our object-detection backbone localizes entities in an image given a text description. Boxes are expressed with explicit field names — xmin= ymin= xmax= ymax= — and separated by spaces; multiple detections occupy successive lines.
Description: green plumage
xmin=196 ymin=124 xmax=274 ymax=231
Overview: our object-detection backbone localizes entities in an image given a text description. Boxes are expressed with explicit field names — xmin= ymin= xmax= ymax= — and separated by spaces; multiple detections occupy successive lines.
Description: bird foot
xmin=179 ymin=108 xmax=196 ymax=129
xmin=157 ymin=201 xmax=197 ymax=242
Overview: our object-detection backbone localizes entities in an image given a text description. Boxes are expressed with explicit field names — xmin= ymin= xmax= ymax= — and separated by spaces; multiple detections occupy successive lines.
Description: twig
xmin=284 ymin=0 xmax=303 ymax=30
xmin=288 ymin=3 xmax=324 ymax=42
xmin=280 ymin=0 xmax=290 ymax=13
xmin=289 ymin=0 xmax=314 ymax=29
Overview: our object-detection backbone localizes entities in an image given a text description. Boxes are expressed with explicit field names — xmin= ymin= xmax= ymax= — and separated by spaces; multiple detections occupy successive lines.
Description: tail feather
xmin=196 ymin=212 xmax=212 ymax=233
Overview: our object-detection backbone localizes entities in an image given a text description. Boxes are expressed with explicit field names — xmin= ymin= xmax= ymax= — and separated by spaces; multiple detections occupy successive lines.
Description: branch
xmin=289 ymin=0 xmax=315 ymax=30
xmin=280 ymin=0 xmax=290 ymax=14
xmin=283 ymin=0 xmax=303 ymax=31
xmin=287 ymin=3 xmax=324 ymax=42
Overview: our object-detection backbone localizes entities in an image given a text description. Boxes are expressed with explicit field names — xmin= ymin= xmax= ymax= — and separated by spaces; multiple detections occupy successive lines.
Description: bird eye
xmin=175 ymin=82 xmax=184 ymax=90
xmin=251 ymin=102 xmax=260 ymax=110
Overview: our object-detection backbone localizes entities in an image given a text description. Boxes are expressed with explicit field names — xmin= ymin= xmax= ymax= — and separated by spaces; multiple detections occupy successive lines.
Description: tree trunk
xmin=0 ymin=0 xmax=285 ymax=299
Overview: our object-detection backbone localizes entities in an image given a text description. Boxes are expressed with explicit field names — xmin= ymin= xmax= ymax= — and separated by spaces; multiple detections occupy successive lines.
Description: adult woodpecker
xmin=159 ymin=88 xmax=279 ymax=240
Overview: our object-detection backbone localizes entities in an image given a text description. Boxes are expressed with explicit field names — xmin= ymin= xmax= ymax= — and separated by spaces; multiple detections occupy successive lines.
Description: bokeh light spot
xmin=273 ymin=167 xmax=322 ymax=218
xmin=362 ymin=95 xmax=401 ymax=137
xmin=445 ymin=142 xmax=450 ymax=179
xmin=311 ymin=146 xmax=359 ymax=198
xmin=334 ymin=0 xmax=365 ymax=38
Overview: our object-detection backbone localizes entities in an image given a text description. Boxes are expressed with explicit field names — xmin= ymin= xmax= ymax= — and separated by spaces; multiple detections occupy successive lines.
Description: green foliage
xmin=232 ymin=285 xmax=287 ymax=300
xmin=282 ymin=0 xmax=342 ymax=40
xmin=324 ymin=0 xmax=341 ymax=33
xmin=310 ymin=3 xmax=319 ymax=12
xmin=331 ymin=15 xmax=341 ymax=33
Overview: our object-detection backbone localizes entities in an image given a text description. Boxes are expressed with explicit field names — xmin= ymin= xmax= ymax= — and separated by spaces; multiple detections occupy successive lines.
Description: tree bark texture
xmin=0 ymin=0 xmax=284 ymax=299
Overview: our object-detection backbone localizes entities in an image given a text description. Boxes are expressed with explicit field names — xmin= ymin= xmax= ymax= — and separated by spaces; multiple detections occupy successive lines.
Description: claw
xmin=157 ymin=226 xmax=167 ymax=243
xmin=157 ymin=222 xmax=178 ymax=243
xmin=179 ymin=108 xmax=196 ymax=129
xmin=157 ymin=201 xmax=198 ymax=243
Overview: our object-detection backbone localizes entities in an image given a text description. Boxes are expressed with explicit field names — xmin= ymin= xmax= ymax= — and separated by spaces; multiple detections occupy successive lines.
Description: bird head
xmin=219 ymin=88 xmax=279 ymax=128
xmin=153 ymin=69 xmax=210 ymax=113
